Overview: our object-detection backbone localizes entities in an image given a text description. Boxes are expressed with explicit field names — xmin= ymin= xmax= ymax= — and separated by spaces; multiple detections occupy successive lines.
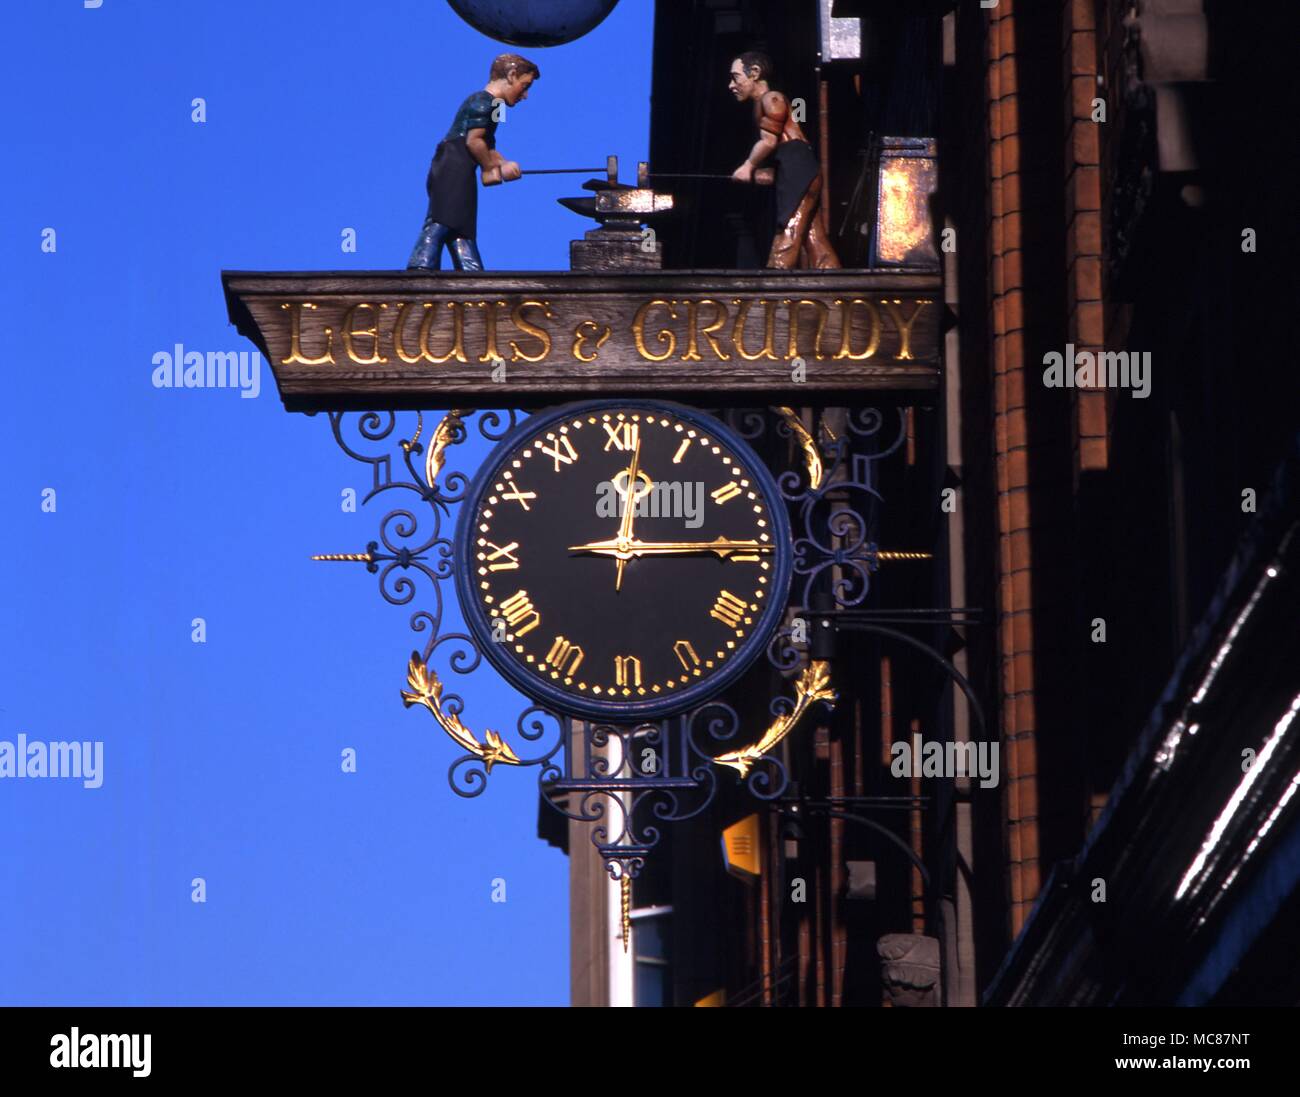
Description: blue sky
xmin=0 ymin=0 xmax=652 ymax=1005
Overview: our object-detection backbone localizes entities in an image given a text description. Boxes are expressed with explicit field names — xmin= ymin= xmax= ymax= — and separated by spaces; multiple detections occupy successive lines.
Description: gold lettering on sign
xmin=881 ymin=299 xmax=932 ymax=361
xmin=420 ymin=302 xmax=469 ymax=364
xmin=678 ymin=298 xmax=732 ymax=362
xmin=679 ymin=299 xmax=702 ymax=362
xmin=691 ymin=298 xmax=732 ymax=362
xmin=572 ymin=320 xmax=612 ymax=363
xmin=280 ymin=302 xmax=335 ymax=365
xmin=833 ymin=299 xmax=883 ymax=361
xmin=510 ymin=301 xmax=552 ymax=363
xmin=632 ymin=300 xmax=678 ymax=362
xmin=394 ymin=302 xmax=429 ymax=364
xmin=476 ymin=301 xmax=509 ymax=364
xmin=267 ymin=289 xmax=934 ymax=385
xmin=785 ymin=298 xmax=830 ymax=359
xmin=342 ymin=302 xmax=389 ymax=364
xmin=732 ymin=299 xmax=779 ymax=361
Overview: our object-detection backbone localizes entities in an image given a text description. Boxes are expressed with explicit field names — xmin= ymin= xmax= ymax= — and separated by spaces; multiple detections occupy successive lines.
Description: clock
xmin=455 ymin=400 xmax=793 ymax=720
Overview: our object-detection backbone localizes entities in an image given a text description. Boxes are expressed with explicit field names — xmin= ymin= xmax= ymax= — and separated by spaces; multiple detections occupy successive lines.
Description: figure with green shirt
xmin=407 ymin=54 xmax=540 ymax=271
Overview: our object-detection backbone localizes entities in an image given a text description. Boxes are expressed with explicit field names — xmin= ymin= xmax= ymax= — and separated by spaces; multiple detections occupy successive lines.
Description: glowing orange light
xmin=877 ymin=157 xmax=936 ymax=264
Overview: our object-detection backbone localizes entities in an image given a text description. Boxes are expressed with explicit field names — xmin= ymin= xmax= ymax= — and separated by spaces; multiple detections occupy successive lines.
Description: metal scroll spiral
xmin=780 ymin=406 xmax=909 ymax=609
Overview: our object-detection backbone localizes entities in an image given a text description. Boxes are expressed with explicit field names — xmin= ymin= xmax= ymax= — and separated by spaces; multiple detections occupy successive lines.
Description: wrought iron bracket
xmin=312 ymin=404 xmax=938 ymax=881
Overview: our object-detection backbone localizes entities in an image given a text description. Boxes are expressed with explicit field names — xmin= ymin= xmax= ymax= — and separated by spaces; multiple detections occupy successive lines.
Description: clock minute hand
xmin=569 ymin=537 xmax=774 ymax=560
xmin=626 ymin=538 xmax=775 ymax=559
xmin=613 ymin=435 xmax=644 ymax=592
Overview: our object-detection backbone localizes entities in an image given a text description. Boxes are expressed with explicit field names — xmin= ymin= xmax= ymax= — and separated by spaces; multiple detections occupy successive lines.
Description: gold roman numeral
xmin=710 ymin=590 xmax=749 ymax=629
xmin=537 ymin=435 xmax=578 ymax=471
xmin=483 ymin=541 xmax=520 ymax=571
xmin=673 ymin=640 xmax=701 ymax=672
xmin=545 ymin=635 xmax=584 ymax=674
xmin=500 ymin=589 xmax=541 ymax=636
xmin=614 ymin=654 xmax=643 ymax=688
xmin=602 ymin=421 xmax=639 ymax=451
xmin=501 ymin=481 xmax=537 ymax=510
xmin=711 ymin=481 xmax=742 ymax=504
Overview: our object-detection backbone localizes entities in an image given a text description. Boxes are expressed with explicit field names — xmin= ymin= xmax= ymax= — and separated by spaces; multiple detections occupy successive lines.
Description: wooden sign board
xmin=221 ymin=271 xmax=942 ymax=411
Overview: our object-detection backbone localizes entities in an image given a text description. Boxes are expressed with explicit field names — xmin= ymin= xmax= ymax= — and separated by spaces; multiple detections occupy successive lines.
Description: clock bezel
xmin=454 ymin=399 xmax=794 ymax=721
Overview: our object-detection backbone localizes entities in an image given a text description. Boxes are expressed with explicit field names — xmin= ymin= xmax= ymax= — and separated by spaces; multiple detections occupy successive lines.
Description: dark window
xmin=631 ymin=906 xmax=672 ymax=1007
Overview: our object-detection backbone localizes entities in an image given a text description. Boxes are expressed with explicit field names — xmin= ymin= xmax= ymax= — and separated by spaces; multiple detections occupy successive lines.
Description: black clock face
xmin=456 ymin=402 xmax=792 ymax=719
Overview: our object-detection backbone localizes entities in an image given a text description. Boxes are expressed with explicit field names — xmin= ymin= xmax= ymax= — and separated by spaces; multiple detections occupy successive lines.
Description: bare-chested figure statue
xmin=729 ymin=51 xmax=841 ymax=270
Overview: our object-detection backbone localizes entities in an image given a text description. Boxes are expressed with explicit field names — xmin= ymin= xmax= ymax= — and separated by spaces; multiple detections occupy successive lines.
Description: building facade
xmin=540 ymin=0 xmax=1300 ymax=1007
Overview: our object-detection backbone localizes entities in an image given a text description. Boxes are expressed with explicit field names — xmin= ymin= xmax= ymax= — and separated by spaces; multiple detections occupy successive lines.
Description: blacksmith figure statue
xmin=407 ymin=54 xmax=540 ymax=271
xmin=728 ymin=51 xmax=841 ymax=270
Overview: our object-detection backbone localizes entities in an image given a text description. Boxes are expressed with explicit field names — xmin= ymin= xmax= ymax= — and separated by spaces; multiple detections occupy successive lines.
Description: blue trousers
xmin=407 ymin=217 xmax=484 ymax=271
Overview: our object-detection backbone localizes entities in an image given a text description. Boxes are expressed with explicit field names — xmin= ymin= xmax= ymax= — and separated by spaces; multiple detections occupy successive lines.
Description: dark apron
xmin=773 ymin=140 xmax=820 ymax=228
xmin=425 ymin=137 xmax=479 ymax=239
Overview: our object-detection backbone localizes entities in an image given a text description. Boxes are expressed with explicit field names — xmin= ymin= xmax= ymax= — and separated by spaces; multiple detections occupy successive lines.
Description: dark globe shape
xmin=446 ymin=0 xmax=620 ymax=47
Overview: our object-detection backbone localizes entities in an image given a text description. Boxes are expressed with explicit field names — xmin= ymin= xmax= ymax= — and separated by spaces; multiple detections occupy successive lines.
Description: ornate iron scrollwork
xmin=713 ymin=660 xmax=837 ymax=777
xmin=313 ymin=405 xmax=929 ymax=880
xmin=401 ymin=652 xmax=523 ymax=773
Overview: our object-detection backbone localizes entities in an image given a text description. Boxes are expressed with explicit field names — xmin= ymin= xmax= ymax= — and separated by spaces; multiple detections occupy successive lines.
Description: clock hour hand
xmin=569 ymin=536 xmax=774 ymax=560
